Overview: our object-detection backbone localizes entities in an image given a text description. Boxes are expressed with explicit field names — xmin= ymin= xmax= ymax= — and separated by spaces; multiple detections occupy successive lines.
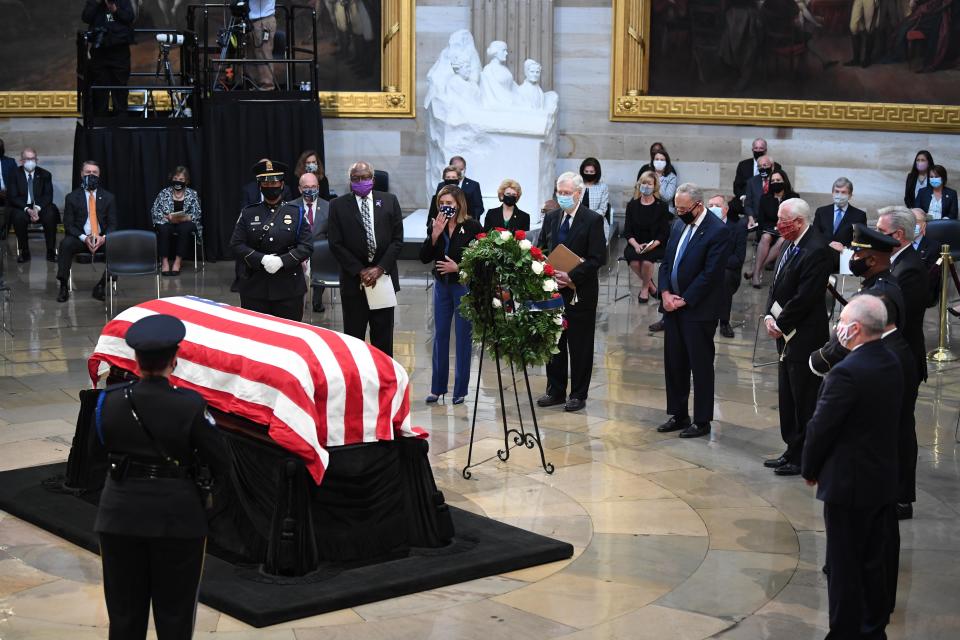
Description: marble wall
xmin=2 ymin=0 xmax=960 ymax=218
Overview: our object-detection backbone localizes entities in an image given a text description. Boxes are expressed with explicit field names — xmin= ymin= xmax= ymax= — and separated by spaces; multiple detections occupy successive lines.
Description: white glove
xmin=261 ymin=254 xmax=283 ymax=274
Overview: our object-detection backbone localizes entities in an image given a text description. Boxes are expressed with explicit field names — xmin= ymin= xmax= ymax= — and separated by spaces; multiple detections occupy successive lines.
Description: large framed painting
xmin=611 ymin=0 xmax=960 ymax=131
xmin=0 ymin=0 xmax=414 ymax=118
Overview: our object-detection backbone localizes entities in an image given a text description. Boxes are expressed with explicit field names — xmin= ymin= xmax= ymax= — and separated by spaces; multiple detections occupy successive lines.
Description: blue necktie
xmin=555 ymin=214 xmax=570 ymax=248
xmin=833 ymin=208 xmax=843 ymax=233
xmin=670 ymin=225 xmax=694 ymax=293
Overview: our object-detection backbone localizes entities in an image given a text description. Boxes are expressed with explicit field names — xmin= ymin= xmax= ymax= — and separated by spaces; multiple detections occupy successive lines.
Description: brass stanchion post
xmin=928 ymin=243 xmax=957 ymax=363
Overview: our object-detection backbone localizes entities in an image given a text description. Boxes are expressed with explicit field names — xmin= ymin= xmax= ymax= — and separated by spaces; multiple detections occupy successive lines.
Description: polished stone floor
xmin=0 ymin=241 xmax=959 ymax=639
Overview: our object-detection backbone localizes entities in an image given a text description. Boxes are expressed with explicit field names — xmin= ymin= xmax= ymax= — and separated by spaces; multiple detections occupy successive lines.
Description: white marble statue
xmin=424 ymin=33 xmax=559 ymax=218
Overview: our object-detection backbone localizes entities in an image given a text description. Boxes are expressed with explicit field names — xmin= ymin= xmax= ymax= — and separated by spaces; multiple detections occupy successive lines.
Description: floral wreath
xmin=458 ymin=228 xmax=567 ymax=367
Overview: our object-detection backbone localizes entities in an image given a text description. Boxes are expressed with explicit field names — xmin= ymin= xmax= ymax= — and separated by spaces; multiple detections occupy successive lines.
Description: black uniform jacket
xmin=420 ymin=218 xmax=484 ymax=285
xmin=94 ymin=377 xmax=222 ymax=538
xmin=230 ymin=200 xmax=313 ymax=301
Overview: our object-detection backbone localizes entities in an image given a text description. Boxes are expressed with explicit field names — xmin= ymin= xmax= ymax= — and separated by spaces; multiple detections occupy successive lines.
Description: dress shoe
xmin=763 ymin=455 xmax=788 ymax=469
xmin=92 ymin=284 xmax=106 ymax=301
xmin=564 ymin=397 xmax=586 ymax=412
xmin=313 ymin=303 xmax=325 ymax=313
xmin=719 ymin=322 xmax=735 ymax=338
xmin=679 ymin=422 xmax=711 ymax=438
xmin=648 ymin=320 xmax=664 ymax=332
xmin=452 ymin=396 xmax=466 ymax=405
xmin=657 ymin=415 xmax=691 ymax=433
xmin=896 ymin=503 xmax=913 ymax=520
xmin=774 ymin=463 xmax=801 ymax=476
xmin=46 ymin=250 xmax=57 ymax=262
xmin=536 ymin=393 xmax=566 ymax=408
xmin=57 ymin=283 xmax=69 ymax=303
xmin=16 ymin=252 xmax=30 ymax=263
xmin=425 ymin=394 xmax=444 ymax=404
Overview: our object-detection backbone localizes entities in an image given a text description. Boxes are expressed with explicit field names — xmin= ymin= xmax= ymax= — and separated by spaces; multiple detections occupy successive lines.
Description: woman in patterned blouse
xmin=150 ymin=166 xmax=202 ymax=276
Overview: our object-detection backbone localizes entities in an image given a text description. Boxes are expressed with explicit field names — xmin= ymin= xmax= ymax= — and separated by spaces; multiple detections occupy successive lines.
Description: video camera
xmin=85 ymin=26 xmax=109 ymax=49
xmin=156 ymin=33 xmax=185 ymax=46
xmin=230 ymin=0 xmax=250 ymax=19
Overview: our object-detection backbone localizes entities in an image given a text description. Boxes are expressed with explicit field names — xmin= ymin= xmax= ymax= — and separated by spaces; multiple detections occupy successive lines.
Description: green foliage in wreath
xmin=458 ymin=228 xmax=566 ymax=367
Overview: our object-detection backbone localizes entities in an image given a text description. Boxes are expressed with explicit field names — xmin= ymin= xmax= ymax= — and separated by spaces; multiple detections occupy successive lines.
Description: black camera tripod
xmin=156 ymin=41 xmax=190 ymax=117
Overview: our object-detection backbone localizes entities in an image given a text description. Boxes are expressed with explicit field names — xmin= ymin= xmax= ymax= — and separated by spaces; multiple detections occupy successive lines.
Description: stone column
xmin=471 ymin=0 xmax=554 ymax=90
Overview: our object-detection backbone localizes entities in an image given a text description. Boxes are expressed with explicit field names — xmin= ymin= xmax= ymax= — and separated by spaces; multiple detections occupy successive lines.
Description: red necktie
xmin=762 ymin=179 xmax=769 ymax=195
xmin=306 ymin=203 xmax=314 ymax=227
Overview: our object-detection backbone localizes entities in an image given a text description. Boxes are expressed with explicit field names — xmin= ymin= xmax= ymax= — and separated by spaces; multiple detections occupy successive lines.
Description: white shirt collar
xmin=881 ymin=327 xmax=898 ymax=339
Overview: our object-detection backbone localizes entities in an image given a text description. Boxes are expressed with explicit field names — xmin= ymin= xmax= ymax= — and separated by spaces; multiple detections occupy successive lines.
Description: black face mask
xmin=758 ymin=168 xmax=771 ymax=179
xmin=770 ymin=182 xmax=785 ymax=193
xmin=502 ymin=194 xmax=518 ymax=207
xmin=678 ymin=210 xmax=696 ymax=225
xmin=81 ymin=174 xmax=100 ymax=191
xmin=581 ymin=171 xmax=598 ymax=182
xmin=172 ymin=180 xmax=186 ymax=191
xmin=849 ymin=256 xmax=870 ymax=277
xmin=753 ymin=150 xmax=765 ymax=160
xmin=261 ymin=185 xmax=283 ymax=202
xmin=443 ymin=178 xmax=459 ymax=186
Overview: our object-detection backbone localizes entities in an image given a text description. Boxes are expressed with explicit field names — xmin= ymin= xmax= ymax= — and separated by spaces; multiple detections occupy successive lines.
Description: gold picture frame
xmin=610 ymin=0 xmax=960 ymax=132
xmin=0 ymin=0 xmax=415 ymax=119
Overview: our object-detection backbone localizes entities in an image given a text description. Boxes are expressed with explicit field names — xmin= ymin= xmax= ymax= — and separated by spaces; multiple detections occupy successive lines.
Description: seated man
xmin=57 ymin=160 xmax=115 ymax=303
xmin=9 ymin=147 xmax=58 ymax=263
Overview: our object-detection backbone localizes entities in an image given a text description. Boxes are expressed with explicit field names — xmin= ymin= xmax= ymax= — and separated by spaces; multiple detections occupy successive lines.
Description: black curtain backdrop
xmin=72 ymin=96 xmax=324 ymax=260
xmin=73 ymin=123 xmax=204 ymax=232
xmin=201 ymin=96 xmax=324 ymax=259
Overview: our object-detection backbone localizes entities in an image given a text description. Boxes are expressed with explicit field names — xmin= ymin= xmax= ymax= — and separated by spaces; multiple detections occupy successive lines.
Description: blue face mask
xmin=915 ymin=224 xmax=922 ymax=238
xmin=557 ymin=194 xmax=576 ymax=210
xmin=930 ymin=177 xmax=943 ymax=188
xmin=708 ymin=205 xmax=724 ymax=220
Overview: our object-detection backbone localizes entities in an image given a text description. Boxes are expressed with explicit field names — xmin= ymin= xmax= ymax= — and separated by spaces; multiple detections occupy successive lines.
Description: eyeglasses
xmin=350 ymin=174 xmax=373 ymax=183
xmin=675 ymin=202 xmax=701 ymax=215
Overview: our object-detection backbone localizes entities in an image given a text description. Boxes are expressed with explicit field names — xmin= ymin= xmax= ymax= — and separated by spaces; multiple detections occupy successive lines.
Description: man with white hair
xmin=877 ymin=206 xmax=929 ymax=387
xmin=802 ymin=293 xmax=901 ymax=639
xmin=535 ymin=171 xmax=606 ymax=412
xmin=656 ymin=183 xmax=732 ymax=439
xmin=763 ymin=198 xmax=833 ymax=476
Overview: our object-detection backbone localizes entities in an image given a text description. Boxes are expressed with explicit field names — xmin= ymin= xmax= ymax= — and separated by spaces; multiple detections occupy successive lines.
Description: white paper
xmin=770 ymin=302 xmax=797 ymax=343
xmin=838 ymin=248 xmax=854 ymax=276
xmin=363 ymin=273 xmax=397 ymax=310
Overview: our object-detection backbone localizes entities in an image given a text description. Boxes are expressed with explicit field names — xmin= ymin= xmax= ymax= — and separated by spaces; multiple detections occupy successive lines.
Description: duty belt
xmin=125 ymin=459 xmax=190 ymax=480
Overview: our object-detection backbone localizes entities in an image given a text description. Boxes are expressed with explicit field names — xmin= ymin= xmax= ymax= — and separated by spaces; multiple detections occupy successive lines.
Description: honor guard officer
xmin=230 ymin=159 xmax=313 ymax=321
xmin=94 ymin=314 xmax=222 ymax=640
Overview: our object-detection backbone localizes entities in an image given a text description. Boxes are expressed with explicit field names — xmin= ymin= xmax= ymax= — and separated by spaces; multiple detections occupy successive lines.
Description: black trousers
xmin=823 ymin=502 xmax=894 ymax=640
xmin=898 ymin=385 xmax=920 ymax=504
xmin=546 ymin=301 xmax=597 ymax=401
xmin=157 ymin=222 xmax=197 ymax=261
xmin=56 ymin=235 xmax=106 ymax=288
xmin=240 ymin=295 xmax=304 ymax=322
xmin=12 ymin=205 xmax=58 ymax=254
xmin=663 ymin=313 xmax=716 ymax=424
xmin=341 ymin=294 xmax=395 ymax=357
xmin=778 ymin=359 xmax=821 ymax=464
xmin=88 ymin=46 xmax=131 ymax=116
xmin=99 ymin=533 xmax=205 ymax=640
xmin=0 ymin=205 xmax=8 ymax=280
xmin=719 ymin=267 xmax=741 ymax=324
xmin=312 ymin=285 xmax=325 ymax=309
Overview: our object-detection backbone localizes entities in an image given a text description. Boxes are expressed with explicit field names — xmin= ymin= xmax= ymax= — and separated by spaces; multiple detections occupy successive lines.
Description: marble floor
xmin=0 ymin=242 xmax=959 ymax=640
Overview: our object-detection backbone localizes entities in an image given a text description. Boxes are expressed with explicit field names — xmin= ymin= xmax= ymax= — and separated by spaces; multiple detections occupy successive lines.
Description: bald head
xmin=299 ymin=172 xmax=319 ymax=201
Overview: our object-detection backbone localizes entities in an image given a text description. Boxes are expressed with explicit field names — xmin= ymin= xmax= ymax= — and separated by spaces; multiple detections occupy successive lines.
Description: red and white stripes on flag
xmin=88 ymin=296 xmax=426 ymax=484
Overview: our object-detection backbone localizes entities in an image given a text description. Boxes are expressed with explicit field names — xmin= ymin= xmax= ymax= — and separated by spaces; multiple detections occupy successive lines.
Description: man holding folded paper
xmin=535 ymin=172 xmax=606 ymax=413
xmin=762 ymin=198 xmax=833 ymax=477
xmin=327 ymin=161 xmax=404 ymax=357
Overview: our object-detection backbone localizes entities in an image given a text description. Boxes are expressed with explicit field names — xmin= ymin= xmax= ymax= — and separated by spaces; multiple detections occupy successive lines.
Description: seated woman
xmin=905 ymin=150 xmax=934 ymax=208
xmin=420 ymin=185 xmax=484 ymax=405
xmin=484 ymin=179 xmax=530 ymax=232
xmin=748 ymin=168 xmax=797 ymax=288
xmin=295 ymin=150 xmax=331 ymax=201
xmin=623 ymin=171 xmax=671 ymax=303
xmin=151 ymin=166 xmax=202 ymax=276
xmin=916 ymin=164 xmax=958 ymax=220
xmin=580 ymin=157 xmax=609 ymax=219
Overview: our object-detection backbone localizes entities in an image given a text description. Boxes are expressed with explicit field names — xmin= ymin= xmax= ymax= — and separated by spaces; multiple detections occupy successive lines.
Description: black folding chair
xmin=105 ymin=230 xmax=160 ymax=318
xmin=310 ymin=239 xmax=341 ymax=321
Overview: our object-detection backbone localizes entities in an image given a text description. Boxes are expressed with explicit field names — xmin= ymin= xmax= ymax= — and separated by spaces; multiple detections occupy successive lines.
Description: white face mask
xmin=653 ymin=159 xmax=667 ymax=172
xmin=836 ymin=321 xmax=856 ymax=348
xmin=833 ymin=193 xmax=849 ymax=207
xmin=23 ymin=159 xmax=36 ymax=172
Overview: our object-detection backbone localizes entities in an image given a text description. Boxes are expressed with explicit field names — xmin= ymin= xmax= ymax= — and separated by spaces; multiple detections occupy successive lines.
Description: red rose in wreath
xmin=475 ymin=232 xmax=487 ymax=240
xmin=543 ymin=263 xmax=555 ymax=276
xmin=515 ymin=230 xmax=526 ymax=240
xmin=530 ymin=246 xmax=544 ymax=261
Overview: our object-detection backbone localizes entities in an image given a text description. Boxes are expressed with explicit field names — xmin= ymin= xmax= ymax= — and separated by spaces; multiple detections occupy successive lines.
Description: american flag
xmin=88 ymin=296 xmax=426 ymax=484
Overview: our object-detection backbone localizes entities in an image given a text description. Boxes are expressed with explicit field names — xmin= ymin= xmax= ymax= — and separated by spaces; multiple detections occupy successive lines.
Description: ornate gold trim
xmin=611 ymin=0 xmax=960 ymax=132
xmin=0 ymin=0 xmax=415 ymax=119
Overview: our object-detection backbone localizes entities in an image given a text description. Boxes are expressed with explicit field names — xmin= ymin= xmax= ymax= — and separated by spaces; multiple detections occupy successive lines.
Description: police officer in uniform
xmin=94 ymin=314 xmax=221 ymax=640
xmin=230 ymin=159 xmax=313 ymax=321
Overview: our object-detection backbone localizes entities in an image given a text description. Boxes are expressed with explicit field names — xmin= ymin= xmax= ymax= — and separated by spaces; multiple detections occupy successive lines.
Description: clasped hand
xmin=360 ymin=266 xmax=384 ymax=287
xmin=554 ymin=270 xmax=572 ymax=288
xmin=261 ymin=254 xmax=284 ymax=274
xmin=662 ymin=291 xmax=686 ymax=312
xmin=85 ymin=234 xmax=104 ymax=253
xmin=764 ymin=317 xmax=784 ymax=339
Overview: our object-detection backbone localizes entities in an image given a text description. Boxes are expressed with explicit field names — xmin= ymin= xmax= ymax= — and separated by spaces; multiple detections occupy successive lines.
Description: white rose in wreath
xmin=492 ymin=297 xmax=503 ymax=309
xmin=499 ymin=230 xmax=512 ymax=241
xmin=543 ymin=278 xmax=558 ymax=292
xmin=553 ymin=314 xmax=564 ymax=326
xmin=518 ymin=239 xmax=532 ymax=251
xmin=531 ymin=261 xmax=544 ymax=275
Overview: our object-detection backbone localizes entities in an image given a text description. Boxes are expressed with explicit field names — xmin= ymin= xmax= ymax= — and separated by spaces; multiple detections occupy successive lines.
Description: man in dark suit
xmin=535 ymin=172 xmax=607 ymax=412
xmin=911 ymin=208 xmax=937 ymax=267
xmin=812 ymin=177 xmax=867 ymax=271
xmin=0 ymin=138 xmax=17 ymax=291
xmin=743 ymin=154 xmax=775 ymax=227
xmin=733 ymin=137 xmax=781 ymax=199
xmin=8 ymin=147 xmax=58 ymax=263
xmin=763 ymin=198 xmax=833 ymax=476
xmin=708 ymin=194 xmax=747 ymax=338
xmin=656 ymin=183 xmax=732 ymax=438
xmin=57 ymin=160 xmax=116 ymax=303
xmin=327 ymin=161 xmax=404 ymax=357
xmin=878 ymin=207 xmax=929 ymax=383
xmin=290 ymin=172 xmax=330 ymax=313
xmin=802 ymin=294 xmax=901 ymax=639
xmin=447 ymin=156 xmax=484 ymax=219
